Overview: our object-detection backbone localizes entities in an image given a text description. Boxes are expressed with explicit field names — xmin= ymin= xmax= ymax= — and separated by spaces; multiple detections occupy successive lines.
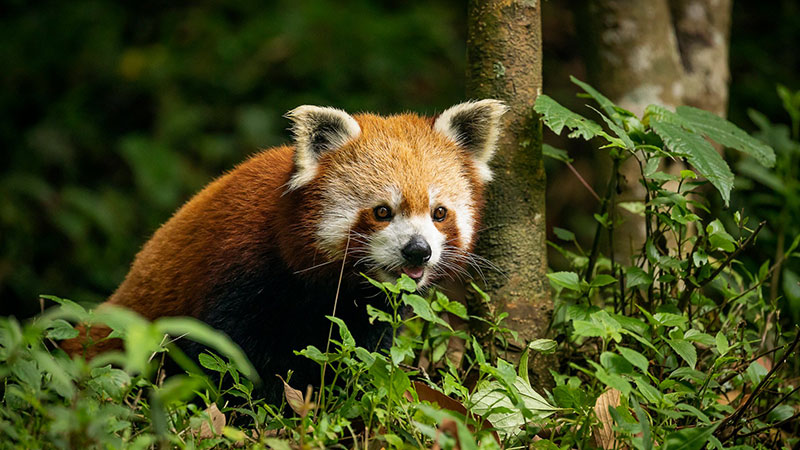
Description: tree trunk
xmin=465 ymin=0 xmax=551 ymax=384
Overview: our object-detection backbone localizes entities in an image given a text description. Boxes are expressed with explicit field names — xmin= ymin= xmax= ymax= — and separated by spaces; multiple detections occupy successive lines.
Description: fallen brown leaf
xmin=197 ymin=403 xmax=226 ymax=439
xmin=593 ymin=388 xmax=621 ymax=450
xmin=277 ymin=375 xmax=314 ymax=417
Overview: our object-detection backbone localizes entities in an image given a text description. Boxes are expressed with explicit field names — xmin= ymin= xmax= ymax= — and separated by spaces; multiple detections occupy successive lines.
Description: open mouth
xmin=400 ymin=266 xmax=425 ymax=281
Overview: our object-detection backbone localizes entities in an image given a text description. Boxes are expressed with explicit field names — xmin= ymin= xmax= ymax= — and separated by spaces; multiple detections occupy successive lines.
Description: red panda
xmin=62 ymin=100 xmax=507 ymax=399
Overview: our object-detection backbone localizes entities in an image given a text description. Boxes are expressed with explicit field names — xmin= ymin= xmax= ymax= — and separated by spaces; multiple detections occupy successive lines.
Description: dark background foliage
xmin=1 ymin=0 xmax=798 ymax=318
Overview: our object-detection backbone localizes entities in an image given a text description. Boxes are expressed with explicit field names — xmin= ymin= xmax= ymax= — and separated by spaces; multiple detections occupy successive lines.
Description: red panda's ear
xmin=284 ymin=105 xmax=361 ymax=191
xmin=433 ymin=99 xmax=508 ymax=183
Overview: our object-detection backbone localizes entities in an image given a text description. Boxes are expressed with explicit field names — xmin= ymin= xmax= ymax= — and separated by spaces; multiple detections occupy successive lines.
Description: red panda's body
xmin=62 ymin=102 xmax=507 ymax=400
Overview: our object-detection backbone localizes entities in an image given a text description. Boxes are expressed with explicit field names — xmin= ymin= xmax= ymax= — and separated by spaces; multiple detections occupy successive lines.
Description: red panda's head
xmin=284 ymin=101 xmax=507 ymax=288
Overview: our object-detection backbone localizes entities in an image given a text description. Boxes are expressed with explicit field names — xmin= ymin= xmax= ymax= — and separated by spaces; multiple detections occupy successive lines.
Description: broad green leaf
xmin=590 ymin=274 xmax=617 ymax=288
xmin=676 ymin=105 xmax=776 ymax=167
xmin=626 ymin=266 xmax=654 ymax=288
xmin=652 ymin=312 xmax=687 ymax=328
xmin=535 ymin=95 xmax=606 ymax=141
xmin=600 ymin=352 xmax=633 ymax=374
xmin=650 ymin=120 xmax=734 ymax=205
xmin=617 ymin=346 xmax=649 ymax=372
xmin=666 ymin=338 xmax=697 ymax=369
xmin=683 ymin=330 xmax=715 ymax=347
xmin=634 ymin=377 xmax=662 ymax=405
xmin=528 ymin=339 xmax=557 ymax=354
xmin=471 ymin=376 xmax=559 ymax=437
xmin=553 ymin=227 xmax=576 ymax=241
xmin=547 ymin=271 xmax=581 ymax=291
xmin=198 ymin=352 xmax=226 ymax=373
xmin=45 ymin=319 xmax=79 ymax=340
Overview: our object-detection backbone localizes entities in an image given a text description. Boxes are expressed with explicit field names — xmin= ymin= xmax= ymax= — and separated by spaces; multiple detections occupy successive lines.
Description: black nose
xmin=401 ymin=236 xmax=431 ymax=266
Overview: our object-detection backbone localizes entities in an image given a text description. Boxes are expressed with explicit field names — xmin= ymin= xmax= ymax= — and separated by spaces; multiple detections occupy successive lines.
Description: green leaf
xmin=297 ymin=345 xmax=328 ymax=364
xmin=198 ymin=352 xmax=226 ymax=373
xmin=542 ymin=144 xmax=573 ymax=163
xmin=535 ymin=95 xmax=606 ymax=141
xmin=626 ymin=266 xmax=654 ymax=288
xmin=471 ymin=376 xmax=559 ymax=437
xmin=571 ymin=76 xmax=619 ymax=122
xmin=45 ymin=319 xmax=79 ymax=340
xmin=600 ymin=352 xmax=633 ymax=374
xmin=676 ymin=106 xmax=776 ymax=167
xmin=572 ymin=321 xmax=605 ymax=338
xmin=326 ymin=315 xmax=355 ymax=348
xmin=590 ymin=274 xmax=617 ymax=288
xmin=666 ymin=338 xmax=697 ymax=369
xmin=553 ymin=227 xmax=575 ymax=241
xmin=617 ymin=346 xmax=649 ymax=373
xmin=664 ymin=424 xmax=719 ymax=450
xmin=529 ymin=339 xmax=558 ymax=354
xmin=650 ymin=120 xmax=734 ymax=206
xmin=547 ymin=271 xmax=581 ymax=291
xmin=652 ymin=312 xmax=687 ymax=328
xmin=395 ymin=274 xmax=417 ymax=293
xmin=631 ymin=396 xmax=653 ymax=450
xmin=403 ymin=294 xmax=449 ymax=329
xmin=156 ymin=317 xmax=258 ymax=383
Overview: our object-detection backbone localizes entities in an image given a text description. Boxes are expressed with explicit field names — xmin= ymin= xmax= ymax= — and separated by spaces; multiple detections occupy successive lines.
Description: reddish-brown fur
xmin=61 ymin=112 xmax=486 ymax=359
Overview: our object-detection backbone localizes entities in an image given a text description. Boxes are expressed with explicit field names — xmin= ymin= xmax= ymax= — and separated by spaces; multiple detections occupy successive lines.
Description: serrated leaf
xmin=650 ymin=120 xmax=734 ymax=206
xmin=198 ymin=352 xmax=225 ymax=372
xmin=676 ymin=106 xmax=775 ymax=167
xmin=535 ymin=95 xmax=606 ymax=141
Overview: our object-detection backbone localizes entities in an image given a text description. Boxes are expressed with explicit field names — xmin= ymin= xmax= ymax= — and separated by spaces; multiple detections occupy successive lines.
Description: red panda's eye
xmin=373 ymin=205 xmax=393 ymax=221
xmin=433 ymin=206 xmax=447 ymax=222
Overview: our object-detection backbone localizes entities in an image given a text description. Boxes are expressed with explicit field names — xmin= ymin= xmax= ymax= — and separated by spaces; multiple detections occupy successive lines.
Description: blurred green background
xmin=2 ymin=0 xmax=799 ymax=318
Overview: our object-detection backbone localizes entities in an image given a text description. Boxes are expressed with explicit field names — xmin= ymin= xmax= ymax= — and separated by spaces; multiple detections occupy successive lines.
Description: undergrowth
xmin=1 ymin=80 xmax=799 ymax=449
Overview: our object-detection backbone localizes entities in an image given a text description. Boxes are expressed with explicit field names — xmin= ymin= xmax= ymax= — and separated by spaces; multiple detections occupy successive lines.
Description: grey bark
xmin=573 ymin=0 xmax=733 ymax=261
xmin=465 ymin=0 xmax=552 ymax=384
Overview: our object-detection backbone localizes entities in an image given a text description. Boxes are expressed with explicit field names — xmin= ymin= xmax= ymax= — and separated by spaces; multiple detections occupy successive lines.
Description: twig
xmin=678 ymin=221 xmax=765 ymax=310
xmin=715 ymin=328 xmax=800 ymax=443
xmin=736 ymin=411 xmax=800 ymax=439
xmin=566 ymin=161 xmax=601 ymax=202
xmin=584 ymin=157 xmax=621 ymax=282
xmin=746 ymin=384 xmax=800 ymax=424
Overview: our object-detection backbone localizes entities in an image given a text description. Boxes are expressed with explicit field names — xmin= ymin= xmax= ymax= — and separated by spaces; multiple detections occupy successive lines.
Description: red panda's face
xmin=285 ymin=101 xmax=507 ymax=288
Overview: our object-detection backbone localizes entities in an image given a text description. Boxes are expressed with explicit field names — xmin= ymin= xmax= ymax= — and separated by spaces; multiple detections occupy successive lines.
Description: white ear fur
xmin=284 ymin=105 xmax=361 ymax=191
xmin=433 ymin=99 xmax=508 ymax=182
